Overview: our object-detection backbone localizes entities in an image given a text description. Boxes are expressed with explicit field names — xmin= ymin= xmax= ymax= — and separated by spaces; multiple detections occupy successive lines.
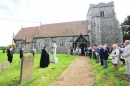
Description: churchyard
xmin=0 ymin=50 xmax=130 ymax=86
xmin=0 ymin=50 xmax=76 ymax=86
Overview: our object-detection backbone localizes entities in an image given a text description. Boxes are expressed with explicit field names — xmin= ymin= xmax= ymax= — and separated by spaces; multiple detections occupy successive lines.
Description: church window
xmin=45 ymin=39 xmax=49 ymax=46
xmin=100 ymin=11 xmax=104 ymax=17
xmin=39 ymin=42 xmax=40 ymax=47
xmin=60 ymin=39 xmax=65 ymax=46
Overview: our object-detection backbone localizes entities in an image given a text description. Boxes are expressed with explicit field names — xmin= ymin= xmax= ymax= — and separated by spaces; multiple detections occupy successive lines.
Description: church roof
xmin=15 ymin=26 xmax=39 ymax=42
xmin=34 ymin=20 xmax=88 ymax=38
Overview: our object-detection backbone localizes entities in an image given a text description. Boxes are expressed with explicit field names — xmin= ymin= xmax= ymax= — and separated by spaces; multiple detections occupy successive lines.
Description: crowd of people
xmin=70 ymin=40 xmax=130 ymax=76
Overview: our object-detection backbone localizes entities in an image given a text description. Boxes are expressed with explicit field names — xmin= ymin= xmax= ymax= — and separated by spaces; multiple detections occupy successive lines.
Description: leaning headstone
xmin=0 ymin=61 xmax=10 ymax=74
xmin=20 ymin=53 xmax=34 ymax=85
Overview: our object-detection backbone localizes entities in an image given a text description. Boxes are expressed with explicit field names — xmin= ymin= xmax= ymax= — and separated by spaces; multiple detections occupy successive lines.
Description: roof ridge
xmin=41 ymin=20 xmax=87 ymax=26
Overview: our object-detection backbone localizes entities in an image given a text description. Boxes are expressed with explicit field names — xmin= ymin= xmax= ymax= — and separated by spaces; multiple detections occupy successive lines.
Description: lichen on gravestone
xmin=0 ymin=61 xmax=10 ymax=70
xmin=20 ymin=53 xmax=34 ymax=85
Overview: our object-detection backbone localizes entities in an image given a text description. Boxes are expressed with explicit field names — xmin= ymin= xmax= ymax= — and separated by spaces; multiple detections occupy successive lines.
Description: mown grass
xmin=0 ymin=50 xmax=77 ymax=86
xmin=89 ymin=57 xmax=130 ymax=86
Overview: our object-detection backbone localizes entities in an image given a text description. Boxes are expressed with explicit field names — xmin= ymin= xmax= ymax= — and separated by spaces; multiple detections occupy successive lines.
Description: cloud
xmin=0 ymin=0 xmax=130 ymax=46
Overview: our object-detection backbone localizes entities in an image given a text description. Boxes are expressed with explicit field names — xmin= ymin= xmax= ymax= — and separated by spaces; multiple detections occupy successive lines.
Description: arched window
xmin=100 ymin=11 xmax=104 ymax=17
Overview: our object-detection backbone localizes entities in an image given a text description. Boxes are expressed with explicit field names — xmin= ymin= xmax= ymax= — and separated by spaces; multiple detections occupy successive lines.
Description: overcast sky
xmin=0 ymin=0 xmax=130 ymax=46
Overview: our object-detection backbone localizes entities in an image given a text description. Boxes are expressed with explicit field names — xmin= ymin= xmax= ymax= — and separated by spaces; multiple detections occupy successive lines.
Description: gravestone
xmin=0 ymin=61 xmax=10 ymax=74
xmin=20 ymin=53 xmax=34 ymax=85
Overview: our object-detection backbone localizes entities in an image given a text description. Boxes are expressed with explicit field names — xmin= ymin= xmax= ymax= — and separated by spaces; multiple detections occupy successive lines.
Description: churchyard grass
xmin=0 ymin=50 xmax=77 ymax=86
xmin=89 ymin=57 xmax=130 ymax=86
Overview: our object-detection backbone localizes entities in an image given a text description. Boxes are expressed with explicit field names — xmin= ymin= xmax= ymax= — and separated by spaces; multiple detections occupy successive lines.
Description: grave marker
xmin=20 ymin=53 xmax=34 ymax=85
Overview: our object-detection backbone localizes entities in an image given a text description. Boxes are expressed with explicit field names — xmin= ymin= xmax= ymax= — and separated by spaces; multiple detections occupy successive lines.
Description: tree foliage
xmin=121 ymin=15 xmax=130 ymax=41
xmin=0 ymin=46 xmax=8 ymax=53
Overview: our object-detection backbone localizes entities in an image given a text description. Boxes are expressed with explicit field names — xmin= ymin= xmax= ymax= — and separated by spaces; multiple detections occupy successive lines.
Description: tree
xmin=121 ymin=15 xmax=130 ymax=41
xmin=0 ymin=46 xmax=8 ymax=53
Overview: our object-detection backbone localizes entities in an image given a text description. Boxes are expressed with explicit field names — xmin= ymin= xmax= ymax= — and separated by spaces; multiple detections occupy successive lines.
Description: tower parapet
xmin=89 ymin=1 xmax=114 ymax=9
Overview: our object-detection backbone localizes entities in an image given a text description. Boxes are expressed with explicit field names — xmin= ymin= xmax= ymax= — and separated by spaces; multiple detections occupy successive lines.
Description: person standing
xmin=84 ymin=48 xmax=87 ymax=56
xmin=20 ymin=48 xmax=24 ymax=59
xmin=121 ymin=40 xmax=130 ymax=75
xmin=95 ymin=45 xmax=100 ymax=63
xmin=88 ymin=47 xmax=92 ymax=58
xmin=78 ymin=48 xmax=81 ymax=56
xmin=70 ymin=47 xmax=73 ymax=55
xmin=40 ymin=47 xmax=50 ymax=68
xmin=92 ymin=45 xmax=96 ymax=59
xmin=102 ymin=45 xmax=109 ymax=68
xmin=120 ymin=44 xmax=125 ymax=65
xmin=99 ymin=45 xmax=103 ymax=66
xmin=111 ymin=44 xmax=120 ymax=72
xmin=75 ymin=47 xmax=79 ymax=55
xmin=19 ymin=48 xmax=24 ymax=66
xmin=31 ymin=47 xmax=35 ymax=56
xmin=7 ymin=46 xmax=13 ymax=63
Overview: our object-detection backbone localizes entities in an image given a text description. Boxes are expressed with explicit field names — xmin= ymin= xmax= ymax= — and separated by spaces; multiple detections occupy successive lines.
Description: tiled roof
xmin=15 ymin=26 xmax=39 ymax=42
xmin=34 ymin=20 xmax=88 ymax=38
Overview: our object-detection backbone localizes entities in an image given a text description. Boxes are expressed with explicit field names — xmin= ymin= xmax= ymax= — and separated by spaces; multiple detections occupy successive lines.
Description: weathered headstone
xmin=20 ymin=53 xmax=34 ymax=85
xmin=0 ymin=61 xmax=10 ymax=70
xmin=0 ymin=61 xmax=10 ymax=74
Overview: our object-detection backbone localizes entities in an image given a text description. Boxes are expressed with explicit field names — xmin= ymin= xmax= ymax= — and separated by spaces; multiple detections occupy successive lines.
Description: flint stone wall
xmin=87 ymin=1 xmax=123 ymax=46
xmin=35 ymin=36 xmax=89 ymax=53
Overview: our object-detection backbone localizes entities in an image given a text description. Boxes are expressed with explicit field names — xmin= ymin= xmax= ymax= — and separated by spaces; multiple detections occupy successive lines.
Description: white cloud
xmin=0 ymin=0 xmax=130 ymax=46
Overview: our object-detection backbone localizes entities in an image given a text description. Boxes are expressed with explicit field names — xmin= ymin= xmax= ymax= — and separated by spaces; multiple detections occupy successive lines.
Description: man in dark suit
xmin=99 ymin=45 xmax=104 ymax=66
xmin=7 ymin=46 xmax=13 ymax=63
xmin=88 ymin=47 xmax=92 ymax=58
xmin=102 ymin=45 xmax=109 ymax=68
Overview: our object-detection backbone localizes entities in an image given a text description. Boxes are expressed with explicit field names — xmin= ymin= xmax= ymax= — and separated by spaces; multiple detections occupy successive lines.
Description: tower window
xmin=100 ymin=11 xmax=104 ymax=17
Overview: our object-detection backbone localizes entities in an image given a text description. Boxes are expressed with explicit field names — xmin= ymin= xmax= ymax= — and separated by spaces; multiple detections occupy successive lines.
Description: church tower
xmin=87 ymin=1 xmax=123 ymax=46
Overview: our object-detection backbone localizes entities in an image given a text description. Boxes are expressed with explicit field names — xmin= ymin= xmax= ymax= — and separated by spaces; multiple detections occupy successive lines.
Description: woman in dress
xmin=111 ymin=44 xmax=120 ymax=72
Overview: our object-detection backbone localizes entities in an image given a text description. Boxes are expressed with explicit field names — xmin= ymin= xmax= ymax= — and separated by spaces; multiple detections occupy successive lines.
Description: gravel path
xmin=49 ymin=56 xmax=95 ymax=86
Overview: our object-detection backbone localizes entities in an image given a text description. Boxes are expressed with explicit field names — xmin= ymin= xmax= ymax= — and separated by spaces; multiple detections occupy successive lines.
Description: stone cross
xmin=20 ymin=53 xmax=34 ymax=85
xmin=50 ymin=42 xmax=58 ymax=63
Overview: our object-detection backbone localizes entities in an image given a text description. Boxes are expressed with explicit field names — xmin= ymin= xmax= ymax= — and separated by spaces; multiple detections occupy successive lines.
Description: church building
xmin=15 ymin=1 xmax=123 ymax=53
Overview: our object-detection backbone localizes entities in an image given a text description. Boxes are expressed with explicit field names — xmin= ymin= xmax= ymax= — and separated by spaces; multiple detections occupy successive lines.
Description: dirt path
xmin=49 ymin=56 xmax=95 ymax=86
